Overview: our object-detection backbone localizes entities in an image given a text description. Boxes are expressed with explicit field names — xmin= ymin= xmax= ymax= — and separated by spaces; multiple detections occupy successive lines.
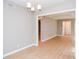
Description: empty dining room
xmin=3 ymin=0 xmax=76 ymax=59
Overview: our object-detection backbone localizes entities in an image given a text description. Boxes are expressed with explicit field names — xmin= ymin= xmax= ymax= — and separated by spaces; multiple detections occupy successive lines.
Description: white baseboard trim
xmin=3 ymin=35 xmax=64 ymax=57
xmin=42 ymin=35 xmax=57 ymax=42
xmin=33 ymin=43 xmax=38 ymax=46
xmin=3 ymin=43 xmax=36 ymax=58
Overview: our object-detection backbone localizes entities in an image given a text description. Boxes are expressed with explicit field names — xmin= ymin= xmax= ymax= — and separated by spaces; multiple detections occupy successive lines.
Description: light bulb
xmin=37 ymin=4 xmax=42 ymax=10
xmin=31 ymin=7 xmax=35 ymax=11
xmin=27 ymin=2 xmax=31 ymax=8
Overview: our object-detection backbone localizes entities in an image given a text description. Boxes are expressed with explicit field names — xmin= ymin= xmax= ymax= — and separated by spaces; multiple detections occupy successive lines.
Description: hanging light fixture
xmin=26 ymin=0 xmax=42 ymax=12
xmin=31 ymin=7 xmax=35 ymax=11
xmin=37 ymin=4 xmax=42 ymax=10
xmin=26 ymin=2 xmax=31 ymax=8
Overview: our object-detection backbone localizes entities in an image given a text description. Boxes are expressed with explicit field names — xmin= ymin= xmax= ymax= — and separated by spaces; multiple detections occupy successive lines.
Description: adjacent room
xmin=3 ymin=0 xmax=76 ymax=59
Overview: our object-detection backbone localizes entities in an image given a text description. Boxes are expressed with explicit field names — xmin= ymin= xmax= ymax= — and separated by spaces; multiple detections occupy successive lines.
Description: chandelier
xmin=26 ymin=0 xmax=42 ymax=12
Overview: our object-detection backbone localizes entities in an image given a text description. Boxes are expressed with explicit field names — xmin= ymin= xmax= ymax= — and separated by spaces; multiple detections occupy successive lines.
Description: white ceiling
xmin=39 ymin=11 xmax=75 ymax=20
xmin=6 ymin=0 xmax=65 ymax=7
xmin=4 ymin=0 xmax=75 ymax=15
xmin=47 ymin=11 xmax=75 ymax=20
xmin=5 ymin=0 xmax=75 ymax=10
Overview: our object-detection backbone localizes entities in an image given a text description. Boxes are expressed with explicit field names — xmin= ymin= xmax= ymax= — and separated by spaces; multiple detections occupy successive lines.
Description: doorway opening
xmin=36 ymin=10 xmax=75 ymax=59
xmin=38 ymin=19 xmax=42 ymax=47
xmin=37 ymin=10 xmax=75 ymax=48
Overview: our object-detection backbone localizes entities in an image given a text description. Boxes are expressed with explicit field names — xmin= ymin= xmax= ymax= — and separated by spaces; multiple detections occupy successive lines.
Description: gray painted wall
xmin=57 ymin=20 xmax=62 ymax=35
xmin=41 ymin=17 xmax=57 ymax=41
xmin=3 ymin=0 xmax=36 ymax=54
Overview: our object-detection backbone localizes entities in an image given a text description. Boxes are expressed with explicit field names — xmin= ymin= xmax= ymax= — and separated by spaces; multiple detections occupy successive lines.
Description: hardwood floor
xmin=4 ymin=36 xmax=75 ymax=59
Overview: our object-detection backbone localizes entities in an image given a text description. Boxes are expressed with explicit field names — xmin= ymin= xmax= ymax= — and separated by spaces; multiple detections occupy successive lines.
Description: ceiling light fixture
xmin=26 ymin=0 xmax=42 ymax=12
xmin=37 ymin=4 xmax=42 ymax=10
xmin=31 ymin=7 xmax=35 ymax=11
xmin=26 ymin=2 xmax=31 ymax=8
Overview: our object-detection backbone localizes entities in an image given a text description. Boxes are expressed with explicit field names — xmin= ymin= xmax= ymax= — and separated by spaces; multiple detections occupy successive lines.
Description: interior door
xmin=38 ymin=20 xmax=42 ymax=47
